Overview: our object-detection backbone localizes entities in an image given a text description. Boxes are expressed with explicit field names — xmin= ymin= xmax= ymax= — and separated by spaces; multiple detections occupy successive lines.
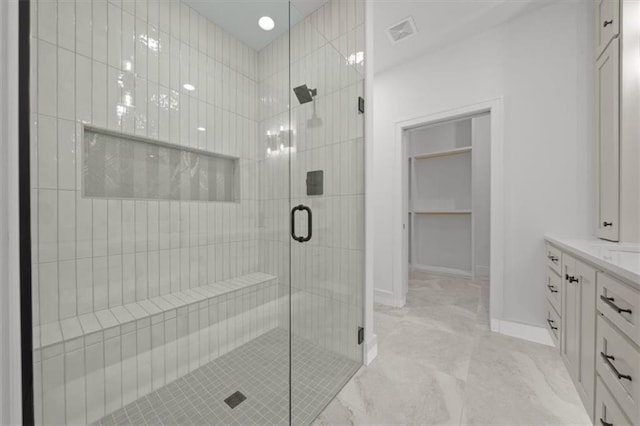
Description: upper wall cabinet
xmin=595 ymin=0 xmax=640 ymax=243
xmin=596 ymin=0 xmax=620 ymax=58
xmin=596 ymin=39 xmax=620 ymax=241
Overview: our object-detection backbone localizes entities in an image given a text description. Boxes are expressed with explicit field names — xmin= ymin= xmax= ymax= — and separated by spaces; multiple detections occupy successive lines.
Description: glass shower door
xmin=288 ymin=1 xmax=366 ymax=423
xmin=29 ymin=0 xmax=294 ymax=424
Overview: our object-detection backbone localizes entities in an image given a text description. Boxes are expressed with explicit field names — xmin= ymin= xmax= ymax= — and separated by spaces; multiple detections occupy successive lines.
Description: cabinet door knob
xmin=603 ymin=19 xmax=613 ymax=27
xmin=603 ymin=221 xmax=613 ymax=227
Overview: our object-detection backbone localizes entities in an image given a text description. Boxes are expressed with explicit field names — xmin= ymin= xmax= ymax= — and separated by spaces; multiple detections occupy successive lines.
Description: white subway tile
xmin=93 ymin=0 xmax=108 ymax=64
xmin=58 ymin=260 xmax=77 ymax=320
xmin=108 ymin=255 xmax=123 ymax=307
xmin=92 ymin=60 xmax=108 ymax=127
xmin=85 ymin=342 xmax=105 ymax=424
xmin=57 ymin=48 xmax=76 ymax=122
xmin=38 ymin=0 xmax=57 ymax=44
xmin=107 ymin=2 xmax=122 ymax=69
xmin=136 ymin=325 xmax=152 ymax=395
xmin=121 ymin=330 xmax=138 ymax=405
xmin=64 ymin=348 xmax=86 ymax=425
xmin=104 ymin=336 xmax=123 ymax=413
xmin=37 ymin=115 xmax=57 ymax=190
xmin=122 ymin=252 xmax=136 ymax=304
xmin=135 ymin=251 xmax=148 ymax=300
xmin=42 ymin=352 xmax=65 ymax=425
xmin=93 ymin=256 xmax=109 ymax=311
xmin=38 ymin=41 xmax=58 ymax=118
xmin=38 ymin=262 xmax=59 ymax=325
xmin=93 ymin=199 xmax=108 ymax=257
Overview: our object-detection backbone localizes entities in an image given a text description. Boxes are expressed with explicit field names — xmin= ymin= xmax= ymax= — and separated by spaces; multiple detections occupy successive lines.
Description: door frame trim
xmin=392 ymin=98 xmax=505 ymax=323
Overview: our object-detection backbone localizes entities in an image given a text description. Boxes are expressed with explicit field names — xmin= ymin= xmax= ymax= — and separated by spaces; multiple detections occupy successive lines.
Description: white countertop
xmin=544 ymin=235 xmax=640 ymax=287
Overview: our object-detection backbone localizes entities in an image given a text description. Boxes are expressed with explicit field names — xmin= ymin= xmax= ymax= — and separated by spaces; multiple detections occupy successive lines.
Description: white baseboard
xmin=412 ymin=264 xmax=472 ymax=278
xmin=475 ymin=265 xmax=490 ymax=278
xmin=374 ymin=289 xmax=404 ymax=307
xmin=491 ymin=318 xmax=554 ymax=347
xmin=363 ymin=334 xmax=378 ymax=365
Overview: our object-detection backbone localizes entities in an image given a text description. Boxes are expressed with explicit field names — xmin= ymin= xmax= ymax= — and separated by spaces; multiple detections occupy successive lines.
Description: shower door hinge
xmin=358 ymin=97 xmax=365 ymax=114
xmin=357 ymin=327 xmax=364 ymax=345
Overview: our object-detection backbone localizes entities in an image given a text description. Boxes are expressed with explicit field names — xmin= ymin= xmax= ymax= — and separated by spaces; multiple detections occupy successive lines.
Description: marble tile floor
xmin=315 ymin=272 xmax=592 ymax=426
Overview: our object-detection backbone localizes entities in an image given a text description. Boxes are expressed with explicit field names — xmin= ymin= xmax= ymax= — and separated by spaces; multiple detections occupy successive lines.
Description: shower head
xmin=293 ymin=84 xmax=317 ymax=105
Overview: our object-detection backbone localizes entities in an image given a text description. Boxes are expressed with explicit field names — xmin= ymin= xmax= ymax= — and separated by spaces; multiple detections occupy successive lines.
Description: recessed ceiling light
xmin=258 ymin=16 xmax=275 ymax=31
xmin=197 ymin=127 xmax=206 ymax=132
xmin=183 ymin=83 xmax=195 ymax=91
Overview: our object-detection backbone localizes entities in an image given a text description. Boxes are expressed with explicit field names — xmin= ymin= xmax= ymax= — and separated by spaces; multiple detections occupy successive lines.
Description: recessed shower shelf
xmin=33 ymin=272 xmax=278 ymax=351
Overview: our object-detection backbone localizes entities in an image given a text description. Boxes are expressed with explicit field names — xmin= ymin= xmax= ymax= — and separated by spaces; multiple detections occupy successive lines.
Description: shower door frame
xmin=17 ymin=0 xmax=35 ymax=424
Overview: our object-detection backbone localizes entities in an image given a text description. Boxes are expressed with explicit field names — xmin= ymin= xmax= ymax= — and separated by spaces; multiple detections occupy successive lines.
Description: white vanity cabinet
xmin=560 ymin=253 xmax=597 ymax=417
xmin=595 ymin=38 xmax=620 ymax=242
xmin=544 ymin=237 xmax=639 ymax=424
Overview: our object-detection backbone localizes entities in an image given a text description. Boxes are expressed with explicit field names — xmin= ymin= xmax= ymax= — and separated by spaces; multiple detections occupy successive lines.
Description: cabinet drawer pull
xmin=603 ymin=20 xmax=613 ymax=27
xmin=548 ymin=255 xmax=559 ymax=262
xmin=547 ymin=284 xmax=558 ymax=294
xmin=600 ymin=352 xmax=633 ymax=382
xmin=565 ymin=274 xmax=579 ymax=283
xmin=600 ymin=295 xmax=633 ymax=315
xmin=603 ymin=221 xmax=613 ymax=227
xmin=600 ymin=419 xmax=613 ymax=426
xmin=547 ymin=319 xmax=558 ymax=330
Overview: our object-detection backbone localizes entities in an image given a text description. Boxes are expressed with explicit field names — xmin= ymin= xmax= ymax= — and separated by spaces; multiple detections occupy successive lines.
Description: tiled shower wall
xmin=31 ymin=0 xmax=260 ymax=334
xmin=258 ymin=0 xmax=366 ymax=362
xmin=30 ymin=0 xmax=270 ymax=423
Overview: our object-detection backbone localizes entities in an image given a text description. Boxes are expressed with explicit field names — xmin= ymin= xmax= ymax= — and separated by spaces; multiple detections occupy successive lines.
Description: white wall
xmin=373 ymin=1 xmax=595 ymax=327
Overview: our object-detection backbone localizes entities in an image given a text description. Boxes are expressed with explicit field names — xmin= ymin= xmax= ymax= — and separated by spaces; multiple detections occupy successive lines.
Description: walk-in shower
xmin=27 ymin=0 xmax=365 ymax=424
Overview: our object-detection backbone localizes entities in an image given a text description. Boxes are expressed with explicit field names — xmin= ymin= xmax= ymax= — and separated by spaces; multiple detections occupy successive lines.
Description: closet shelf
xmin=413 ymin=146 xmax=472 ymax=160
xmin=411 ymin=210 xmax=472 ymax=215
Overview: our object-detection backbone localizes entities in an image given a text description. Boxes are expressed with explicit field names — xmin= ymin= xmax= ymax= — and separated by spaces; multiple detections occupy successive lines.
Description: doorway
xmin=393 ymin=99 xmax=504 ymax=323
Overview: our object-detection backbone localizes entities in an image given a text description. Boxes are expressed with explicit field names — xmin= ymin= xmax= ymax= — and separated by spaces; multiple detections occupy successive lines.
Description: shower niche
xmin=28 ymin=0 xmax=365 ymax=424
xmin=83 ymin=127 xmax=239 ymax=202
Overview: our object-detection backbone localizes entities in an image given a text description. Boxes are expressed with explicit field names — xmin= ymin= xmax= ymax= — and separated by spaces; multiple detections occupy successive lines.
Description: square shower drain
xmin=224 ymin=391 xmax=247 ymax=409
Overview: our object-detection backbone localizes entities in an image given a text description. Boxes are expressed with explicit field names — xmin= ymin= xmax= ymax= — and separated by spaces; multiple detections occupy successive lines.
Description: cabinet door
xmin=596 ymin=0 xmax=620 ymax=58
xmin=562 ymin=254 xmax=579 ymax=380
xmin=596 ymin=38 xmax=620 ymax=241
xmin=576 ymin=260 xmax=597 ymax=420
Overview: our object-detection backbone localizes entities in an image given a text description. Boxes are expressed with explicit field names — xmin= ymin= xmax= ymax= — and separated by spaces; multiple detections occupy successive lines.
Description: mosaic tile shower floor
xmin=96 ymin=328 xmax=361 ymax=426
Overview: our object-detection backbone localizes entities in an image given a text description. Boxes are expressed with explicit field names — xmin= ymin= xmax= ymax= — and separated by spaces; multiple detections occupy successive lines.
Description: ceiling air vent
xmin=387 ymin=16 xmax=417 ymax=44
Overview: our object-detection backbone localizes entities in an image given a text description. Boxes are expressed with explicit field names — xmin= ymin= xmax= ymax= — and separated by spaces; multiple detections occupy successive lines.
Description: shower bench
xmin=33 ymin=272 xmax=281 ymax=424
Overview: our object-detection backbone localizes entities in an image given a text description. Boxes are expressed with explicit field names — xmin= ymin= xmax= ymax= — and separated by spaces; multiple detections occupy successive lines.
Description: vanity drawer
xmin=546 ymin=300 xmax=561 ymax=348
xmin=596 ymin=377 xmax=633 ymax=426
xmin=545 ymin=243 xmax=562 ymax=276
xmin=598 ymin=273 xmax=640 ymax=346
xmin=545 ymin=267 xmax=562 ymax=314
xmin=596 ymin=316 xmax=640 ymax=424
xmin=596 ymin=0 xmax=620 ymax=58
